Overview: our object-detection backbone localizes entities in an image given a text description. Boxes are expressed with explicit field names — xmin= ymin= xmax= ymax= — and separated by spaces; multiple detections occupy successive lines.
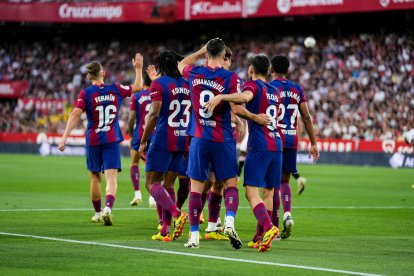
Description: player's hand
xmin=253 ymin=113 xmax=271 ymax=126
xmin=138 ymin=142 xmax=147 ymax=161
xmin=146 ymin=65 xmax=159 ymax=81
xmin=132 ymin=53 xmax=143 ymax=70
xmin=236 ymin=122 xmax=246 ymax=143
xmin=204 ymin=95 xmax=222 ymax=114
xmin=58 ymin=138 xmax=66 ymax=152
xmin=309 ymin=144 xmax=320 ymax=162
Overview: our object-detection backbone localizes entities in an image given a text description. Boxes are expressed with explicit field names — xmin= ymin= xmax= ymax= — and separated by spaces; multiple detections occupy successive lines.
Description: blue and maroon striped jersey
xmin=269 ymin=78 xmax=307 ymax=150
xmin=244 ymin=80 xmax=282 ymax=152
xmin=149 ymin=76 xmax=190 ymax=152
xmin=75 ymin=83 xmax=131 ymax=147
xmin=130 ymin=89 xmax=151 ymax=145
xmin=183 ymin=65 xmax=240 ymax=142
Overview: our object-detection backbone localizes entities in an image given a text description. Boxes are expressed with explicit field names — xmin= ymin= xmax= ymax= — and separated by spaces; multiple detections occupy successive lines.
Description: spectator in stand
xmin=0 ymin=32 xmax=412 ymax=141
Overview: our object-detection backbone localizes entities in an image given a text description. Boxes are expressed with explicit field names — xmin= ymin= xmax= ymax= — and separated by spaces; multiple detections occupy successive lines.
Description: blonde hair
xmin=86 ymin=61 xmax=103 ymax=80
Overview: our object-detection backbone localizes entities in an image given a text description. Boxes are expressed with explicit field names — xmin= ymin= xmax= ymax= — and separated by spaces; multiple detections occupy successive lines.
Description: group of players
xmin=59 ymin=38 xmax=319 ymax=252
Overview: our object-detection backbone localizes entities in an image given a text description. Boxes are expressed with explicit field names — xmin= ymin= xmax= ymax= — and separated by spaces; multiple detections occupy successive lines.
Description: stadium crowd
xmin=0 ymin=32 xmax=413 ymax=141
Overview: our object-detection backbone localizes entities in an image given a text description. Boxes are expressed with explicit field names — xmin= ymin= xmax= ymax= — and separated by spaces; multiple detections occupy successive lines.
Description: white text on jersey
xmin=278 ymin=91 xmax=300 ymax=102
xmin=192 ymin=79 xmax=224 ymax=93
xmin=138 ymin=95 xmax=151 ymax=104
xmin=95 ymin=94 xmax=115 ymax=103
xmin=171 ymin=87 xmax=190 ymax=96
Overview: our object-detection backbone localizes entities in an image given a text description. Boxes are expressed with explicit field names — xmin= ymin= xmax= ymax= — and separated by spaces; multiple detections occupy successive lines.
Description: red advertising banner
xmin=0 ymin=132 xmax=132 ymax=146
xmin=176 ymin=0 xmax=414 ymax=21
xmin=0 ymin=2 xmax=156 ymax=23
xmin=0 ymin=81 xmax=29 ymax=99
xmin=18 ymin=98 xmax=66 ymax=115
xmin=1 ymin=133 xmax=412 ymax=154
xmin=299 ymin=139 xmax=414 ymax=154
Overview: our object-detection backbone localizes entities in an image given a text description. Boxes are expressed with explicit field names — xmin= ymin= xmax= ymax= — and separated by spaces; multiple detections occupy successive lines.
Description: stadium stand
xmin=0 ymin=20 xmax=413 ymax=141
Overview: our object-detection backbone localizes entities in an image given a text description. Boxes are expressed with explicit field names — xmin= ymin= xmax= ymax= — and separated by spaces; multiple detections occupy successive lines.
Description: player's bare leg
xmin=223 ymin=177 xmax=242 ymax=249
xmin=146 ymin=171 xmax=187 ymax=240
xmin=185 ymin=179 xmax=204 ymax=248
xmin=280 ymin=173 xmax=294 ymax=239
xmin=90 ymin=172 xmax=102 ymax=223
xmin=130 ymin=149 xmax=142 ymax=206
xmin=102 ymin=169 xmax=118 ymax=226
xmin=246 ymin=186 xmax=278 ymax=252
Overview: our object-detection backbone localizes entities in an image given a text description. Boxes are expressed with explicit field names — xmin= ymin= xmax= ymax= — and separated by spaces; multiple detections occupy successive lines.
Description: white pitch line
xmin=0 ymin=206 xmax=413 ymax=212
xmin=0 ymin=231 xmax=382 ymax=276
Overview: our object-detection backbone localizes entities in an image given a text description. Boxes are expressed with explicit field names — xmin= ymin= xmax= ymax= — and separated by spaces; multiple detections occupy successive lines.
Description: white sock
xmin=95 ymin=211 xmax=102 ymax=217
xmin=216 ymin=217 xmax=222 ymax=225
xmin=207 ymin=222 xmax=216 ymax=232
xmin=135 ymin=190 xmax=142 ymax=198
xmin=225 ymin=216 xmax=235 ymax=229
xmin=103 ymin=206 xmax=111 ymax=214
xmin=190 ymin=231 xmax=200 ymax=241
xmin=283 ymin=211 xmax=292 ymax=220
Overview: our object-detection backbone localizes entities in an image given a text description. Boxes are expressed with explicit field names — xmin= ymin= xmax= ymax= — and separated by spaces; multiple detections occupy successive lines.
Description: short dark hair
xmin=224 ymin=46 xmax=233 ymax=61
xmin=248 ymin=55 xmax=270 ymax=76
xmin=271 ymin=55 xmax=290 ymax=75
xmin=143 ymin=72 xmax=151 ymax=87
xmin=206 ymin=38 xmax=226 ymax=58
xmin=86 ymin=61 xmax=103 ymax=80
xmin=155 ymin=50 xmax=183 ymax=79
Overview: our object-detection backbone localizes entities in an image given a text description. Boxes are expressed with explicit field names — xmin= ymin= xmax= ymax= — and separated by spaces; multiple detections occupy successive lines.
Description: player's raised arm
xmin=299 ymin=102 xmax=319 ymax=161
xmin=178 ymin=45 xmax=207 ymax=76
xmin=146 ymin=65 xmax=160 ymax=81
xmin=131 ymin=53 xmax=144 ymax=93
xmin=58 ymin=107 xmax=83 ymax=152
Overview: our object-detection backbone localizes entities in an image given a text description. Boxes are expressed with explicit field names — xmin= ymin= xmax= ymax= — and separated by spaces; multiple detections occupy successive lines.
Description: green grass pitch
xmin=0 ymin=154 xmax=414 ymax=275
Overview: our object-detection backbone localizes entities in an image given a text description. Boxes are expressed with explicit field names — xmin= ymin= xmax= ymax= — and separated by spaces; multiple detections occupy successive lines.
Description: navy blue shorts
xmin=187 ymin=137 xmax=238 ymax=181
xmin=86 ymin=142 xmax=121 ymax=173
xmin=244 ymin=151 xmax=282 ymax=189
xmin=131 ymin=138 xmax=139 ymax=151
xmin=146 ymin=146 xmax=187 ymax=175
xmin=282 ymin=148 xmax=297 ymax=173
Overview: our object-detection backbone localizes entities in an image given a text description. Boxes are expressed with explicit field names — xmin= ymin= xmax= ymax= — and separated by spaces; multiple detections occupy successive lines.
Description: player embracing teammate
xmin=205 ymin=55 xmax=282 ymax=252
xmin=178 ymin=39 xmax=255 ymax=249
